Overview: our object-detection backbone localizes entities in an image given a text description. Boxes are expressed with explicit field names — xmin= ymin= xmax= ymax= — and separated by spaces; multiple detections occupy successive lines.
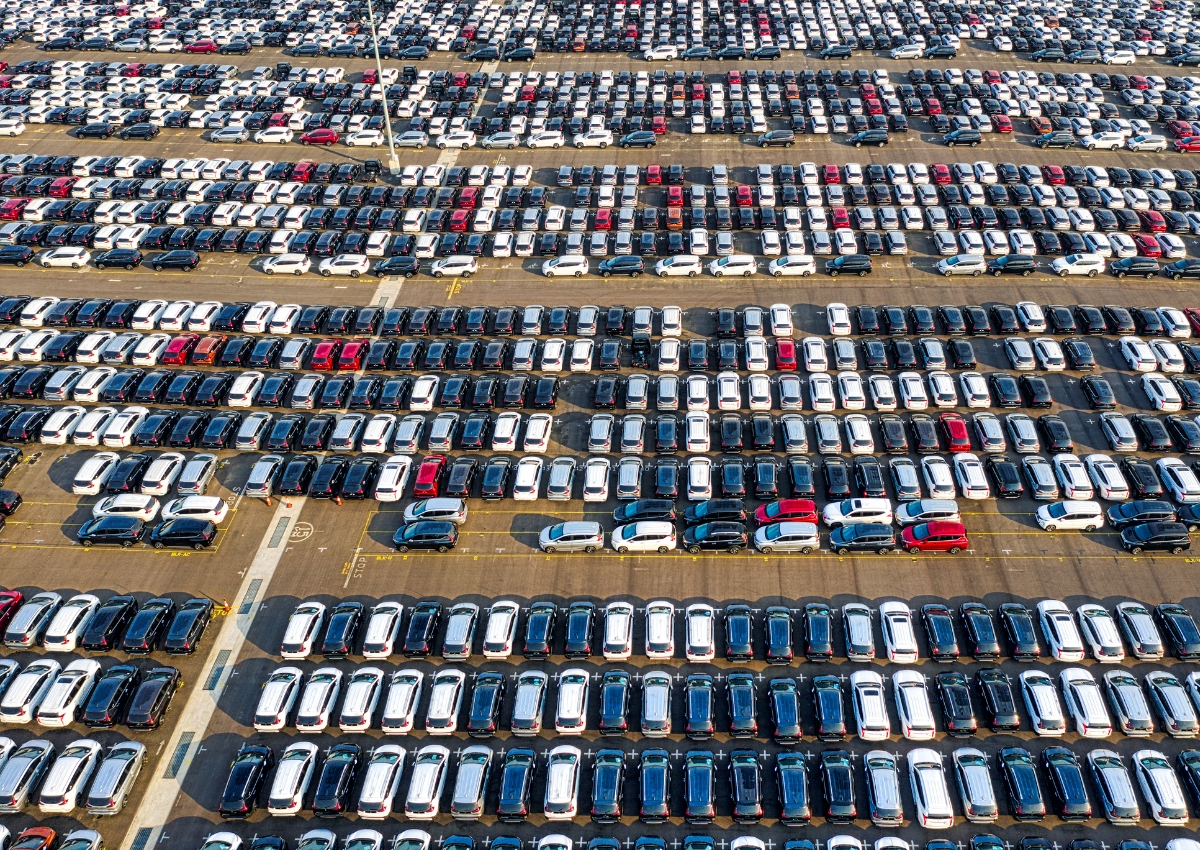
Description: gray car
xmin=244 ymin=454 xmax=284 ymax=499
xmin=1004 ymin=337 xmax=1037 ymax=371
xmin=546 ymin=457 xmax=576 ymax=501
xmin=1100 ymin=413 xmax=1138 ymax=452
xmin=86 ymin=741 xmax=146 ymax=815
xmin=177 ymin=453 xmax=217 ymax=495
xmin=395 ymin=131 xmax=430 ymax=149
xmin=973 ymin=413 xmax=1007 ymax=453
xmin=1022 ymin=456 xmax=1060 ymax=500
xmin=539 ymin=521 xmax=603 ymax=553
xmin=1005 ymin=414 xmax=1041 ymax=454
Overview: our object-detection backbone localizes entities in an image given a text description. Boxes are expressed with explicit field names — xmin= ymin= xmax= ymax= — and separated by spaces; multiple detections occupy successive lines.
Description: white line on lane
xmin=118 ymin=497 xmax=307 ymax=850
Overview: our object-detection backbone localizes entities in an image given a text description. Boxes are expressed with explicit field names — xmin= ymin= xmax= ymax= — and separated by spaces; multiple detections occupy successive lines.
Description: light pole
xmin=365 ymin=0 xmax=401 ymax=175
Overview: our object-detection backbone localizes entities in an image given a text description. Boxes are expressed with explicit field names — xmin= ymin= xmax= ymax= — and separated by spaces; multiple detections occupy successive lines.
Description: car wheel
xmin=433 ymin=271 xmax=443 ymax=278
xmin=153 ymin=265 xmax=162 ymax=271
xmin=321 ymin=269 xmax=331 ymax=277
xmin=1088 ymin=269 xmax=1097 ymax=277
xmin=760 ymin=546 xmax=773 ymax=554
xmin=622 ymin=143 xmax=631 ymax=148
xmin=81 ymin=540 xmax=91 ymax=547
xmin=1085 ymin=525 xmax=1098 ymax=532
xmin=602 ymin=271 xmax=610 ymax=277
xmin=97 ymin=263 xmax=106 ymax=270
xmin=908 ymin=545 xmax=921 ymax=553
xmin=857 ymin=270 xmax=867 ymax=276
xmin=617 ymin=546 xmax=629 ymax=554
xmin=553 ymin=143 xmax=561 ymax=148
xmin=1173 ymin=545 xmax=1185 ymax=554
xmin=121 ymin=540 xmax=133 ymax=548
xmin=192 ymin=542 xmax=205 ymax=550
xmin=1044 ymin=524 xmax=1056 ymax=531
xmin=1175 ymin=272 xmax=1183 ymax=280
xmin=437 ymin=545 xmax=449 ymax=553
xmin=728 ymin=545 xmax=740 ymax=554
xmin=837 ymin=546 xmax=849 ymax=555
xmin=153 ymin=541 xmax=165 ymax=549
xmin=1130 ymin=545 xmax=1143 ymax=554
xmin=854 ymin=141 xmax=862 ymax=148
xmin=583 ymin=545 xmax=596 ymax=554
xmin=397 ymin=545 xmax=409 ymax=553
xmin=575 ymin=271 xmax=583 ymax=277
xmin=970 ymin=141 xmax=978 ymax=147
xmin=688 ymin=544 xmax=700 ymax=554
xmin=657 ymin=546 xmax=669 ymax=554
xmin=1116 ymin=271 xmax=1126 ymax=278
xmin=829 ymin=270 xmax=838 ymax=277
xmin=405 ymin=271 xmax=415 ymax=278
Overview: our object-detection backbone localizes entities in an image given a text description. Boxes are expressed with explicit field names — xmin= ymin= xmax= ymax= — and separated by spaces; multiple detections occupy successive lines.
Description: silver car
xmin=1005 ymin=414 xmax=1040 ymax=453
xmin=546 ymin=457 xmax=576 ymax=501
xmin=177 ymin=453 xmax=217 ymax=495
xmin=85 ymin=741 xmax=146 ymax=815
xmin=539 ymin=521 xmax=603 ymax=553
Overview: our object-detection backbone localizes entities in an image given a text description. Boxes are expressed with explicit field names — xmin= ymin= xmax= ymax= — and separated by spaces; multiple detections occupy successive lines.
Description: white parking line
xmin=118 ymin=496 xmax=307 ymax=850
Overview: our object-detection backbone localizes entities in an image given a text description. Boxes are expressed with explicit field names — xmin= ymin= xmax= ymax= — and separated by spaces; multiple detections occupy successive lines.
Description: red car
xmin=183 ymin=39 xmax=218 ymax=53
xmin=930 ymin=163 xmax=951 ymax=184
xmin=1174 ymin=137 xmax=1200 ymax=152
xmin=858 ymin=83 xmax=876 ymax=99
xmin=830 ymin=207 xmax=851 ymax=228
xmin=362 ymin=68 xmax=378 ymax=84
xmin=645 ymin=164 xmax=662 ymax=184
xmin=309 ymin=338 xmax=344 ymax=370
xmin=691 ymin=83 xmax=706 ymax=101
xmin=451 ymin=72 xmax=469 ymax=87
xmin=983 ymin=69 xmax=1001 ymax=84
xmin=902 ymin=521 xmax=969 ymax=553
xmin=1134 ymin=233 xmax=1163 ymax=257
xmin=1041 ymin=164 xmax=1065 ymax=184
xmin=1168 ymin=120 xmax=1194 ymax=138
xmin=12 ymin=828 xmax=56 ymax=850
xmin=665 ymin=207 xmax=683 ymax=230
xmin=412 ymin=455 xmax=447 ymax=497
xmin=1138 ymin=210 xmax=1167 ymax=232
xmin=337 ymin=339 xmax=369 ymax=370
xmin=292 ymin=161 xmax=316 ymax=182
xmin=190 ymin=334 xmax=227 ymax=366
xmin=754 ymin=498 xmax=817 ymax=525
xmin=593 ymin=208 xmax=612 ymax=230
xmin=1029 ymin=117 xmax=1052 ymax=135
xmin=865 ymin=98 xmax=883 ymax=115
xmin=923 ymin=97 xmax=942 ymax=115
xmin=726 ymin=70 xmax=742 ymax=85
xmin=0 ymin=590 xmax=23 ymax=633
xmin=992 ymin=115 xmax=1013 ymax=133
xmin=651 ymin=115 xmax=667 ymax=134
xmin=448 ymin=209 xmax=470 ymax=232
xmin=822 ymin=164 xmax=840 ymax=184
xmin=0 ymin=198 xmax=28 ymax=221
xmin=457 ymin=188 xmax=478 ymax=209
xmin=1184 ymin=307 xmax=1200 ymax=334
xmin=666 ymin=185 xmax=684 ymax=206
xmin=48 ymin=177 xmax=76 ymax=198
xmin=775 ymin=338 xmax=797 ymax=370
xmin=939 ymin=412 xmax=971 ymax=452
xmin=300 ymin=128 xmax=339 ymax=146
xmin=1130 ymin=75 xmax=1150 ymax=89
xmin=160 ymin=333 xmax=198 ymax=365
xmin=122 ymin=63 xmax=145 ymax=77
xmin=268 ymin=112 xmax=289 ymax=127
xmin=518 ymin=85 xmax=536 ymax=102
xmin=735 ymin=185 xmax=754 ymax=206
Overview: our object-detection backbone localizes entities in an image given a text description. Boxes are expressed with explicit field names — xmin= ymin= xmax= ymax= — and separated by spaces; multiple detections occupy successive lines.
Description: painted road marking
xmin=118 ymin=496 xmax=307 ymax=850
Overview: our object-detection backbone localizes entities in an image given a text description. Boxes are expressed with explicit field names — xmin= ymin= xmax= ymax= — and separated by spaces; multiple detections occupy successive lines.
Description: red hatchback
xmin=830 ymin=207 xmax=851 ymax=228
xmin=0 ymin=590 xmax=22 ymax=633
xmin=1185 ymin=307 xmax=1200 ymax=334
xmin=864 ymin=97 xmax=883 ymax=115
xmin=1138 ymin=210 xmax=1167 ymax=232
xmin=292 ymin=161 xmax=316 ymax=182
xmin=1175 ymin=137 xmax=1200 ymax=152
xmin=184 ymin=39 xmax=218 ymax=53
xmin=939 ymin=412 xmax=971 ymax=452
xmin=1134 ymin=233 xmax=1163 ymax=257
xmin=775 ymin=338 xmax=797 ymax=370
xmin=754 ymin=498 xmax=817 ymax=525
xmin=666 ymin=185 xmax=684 ymax=206
xmin=309 ymin=338 xmax=344 ymax=370
xmin=930 ymin=163 xmax=951 ymax=184
xmin=160 ymin=333 xmax=198 ymax=365
xmin=923 ymin=97 xmax=942 ymax=115
xmin=448 ymin=209 xmax=470 ymax=232
xmin=651 ymin=115 xmax=667 ymax=134
xmin=822 ymin=164 xmax=840 ymax=184
xmin=593 ymin=208 xmax=612 ymax=230
xmin=300 ymin=128 xmax=339 ymax=146
xmin=645 ymin=164 xmax=662 ymax=184
xmin=456 ymin=187 xmax=478 ymax=209
xmin=338 ymin=339 xmax=369 ymax=370
xmin=190 ymin=334 xmax=226 ymax=366
xmin=413 ymin=455 xmax=447 ymax=497
xmin=992 ymin=115 xmax=1012 ymax=133
xmin=0 ymin=198 xmax=28 ymax=220
xmin=901 ymin=521 xmax=969 ymax=553
xmin=735 ymin=185 xmax=754 ymax=206
xmin=1168 ymin=120 xmax=1194 ymax=138
xmin=50 ymin=178 xmax=78 ymax=198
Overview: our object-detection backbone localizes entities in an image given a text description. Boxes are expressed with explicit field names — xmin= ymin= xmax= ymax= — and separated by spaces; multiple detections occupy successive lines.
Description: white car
xmin=611 ymin=521 xmax=675 ymax=554
xmin=92 ymin=494 xmax=160 ymax=522
xmin=160 ymin=496 xmax=228 ymax=524
xmin=1051 ymin=253 xmax=1105 ymax=277
xmin=1143 ymin=373 xmax=1183 ymax=411
xmin=1038 ymin=600 xmax=1087 ymax=661
xmin=879 ymin=601 xmax=919 ymax=663
xmin=1158 ymin=458 xmax=1200 ymax=503
xmin=72 ymin=452 xmax=121 ymax=495
xmin=1015 ymin=301 xmax=1048 ymax=332
xmin=345 ymin=129 xmax=384 ymax=147
xmin=1121 ymin=337 xmax=1158 ymax=372
xmin=527 ymin=131 xmax=565 ymax=149
xmin=826 ymin=302 xmax=852 ymax=335
xmin=38 ymin=247 xmax=90 ymax=268
xmin=898 ymin=372 xmax=929 ymax=409
xmin=802 ymin=337 xmax=828 ymax=371
xmin=280 ymin=601 xmax=327 ymax=660
xmin=542 ymin=255 xmax=588 ymax=277
xmin=434 ymin=131 xmax=476 ymax=150
xmin=768 ymin=303 xmax=794 ymax=336
xmin=318 ymin=254 xmax=370 ymax=277
xmin=709 ymin=255 xmax=757 ymax=277
xmin=263 ymin=254 xmax=311 ymax=275
xmin=254 ymin=127 xmax=293 ymax=144
xmin=572 ymin=129 xmax=613 ymax=148
xmin=1085 ymin=454 xmax=1130 ymax=500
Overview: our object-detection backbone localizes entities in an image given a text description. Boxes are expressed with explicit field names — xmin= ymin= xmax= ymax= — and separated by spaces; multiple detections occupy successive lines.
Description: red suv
xmin=300 ymin=128 xmax=339 ymax=146
xmin=160 ymin=333 xmax=198 ymax=365
xmin=775 ymin=338 xmax=797 ymax=370
xmin=901 ymin=521 xmax=969 ymax=553
xmin=309 ymin=338 xmax=344 ymax=370
xmin=337 ymin=339 xmax=369 ymax=370
xmin=183 ymin=39 xmax=218 ymax=53
xmin=753 ymin=498 xmax=817 ymax=525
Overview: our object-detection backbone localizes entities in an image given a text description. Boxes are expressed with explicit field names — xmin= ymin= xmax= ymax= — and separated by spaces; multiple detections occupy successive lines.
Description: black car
xmin=125 ymin=666 xmax=182 ymax=729
xmin=960 ymin=602 xmax=1002 ymax=659
xmin=598 ymin=256 xmax=644 ymax=277
xmin=523 ymin=601 xmax=555 ymax=658
xmin=321 ymin=601 xmax=363 ymax=658
xmin=619 ymin=130 xmax=657 ymax=148
xmin=615 ymin=499 xmax=677 ymax=524
xmin=120 ymin=597 xmax=175 ymax=654
xmin=218 ymin=744 xmax=275 ymax=819
xmin=466 ymin=670 xmax=505 ymax=737
xmin=563 ymin=601 xmax=594 ymax=658
xmin=150 ymin=250 xmax=200 ymax=271
xmin=77 ymin=123 xmax=116 ymax=139
xmin=849 ymin=128 xmax=888 ymax=147
xmin=81 ymin=664 xmax=140 ymax=727
xmin=829 ymin=522 xmax=895 ymax=554
xmin=393 ymin=520 xmax=458 ymax=552
xmin=936 ymin=671 xmax=978 ymax=735
xmin=1042 ymin=747 xmax=1092 ymax=821
xmin=1121 ymin=521 xmax=1191 ymax=554
xmin=825 ymin=254 xmax=872 ymax=277
xmin=977 ymin=667 xmax=1021 ymax=730
xmin=496 ymin=749 xmax=534 ymax=821
xmin=819 ymin=750 xmax=856 ymax=821
xmin=999 ymin=602 xmax=1041 ymax=659
xmin=78 ymin=515 xmax=144 ymax=547
xmin=80 ymin=595 xmax=138 ymax=651
xmin=804 ymin=603 xmax=834 ymax=661
xmin=402 ymin=601 xmax=441 ymax=657
xmin=311 ymin=742 xmax=360 ymax=817
xmin=682 ymin=521 xmax=748 ymax=554
xmin=812 ymin=675 xmax=847 ymax=740
xmin=119 ymin=123 xmax=159 ymax=140
xmin=149 ymin=517 xmax=217 ymax=550
xmin=164 ymin=598 xmax=214 ymax=654
xmin=921 ymin=603 xmax=960 ymax=660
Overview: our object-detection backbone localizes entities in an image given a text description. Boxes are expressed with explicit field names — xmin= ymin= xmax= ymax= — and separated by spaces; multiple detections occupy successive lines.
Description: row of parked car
xmin=277 ymin=593 xmax=1200 ymax=664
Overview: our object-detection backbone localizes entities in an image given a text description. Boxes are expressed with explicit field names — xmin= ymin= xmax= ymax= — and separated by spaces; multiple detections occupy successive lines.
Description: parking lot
xmin=6 ymin=12 xmax=1200 ymax=850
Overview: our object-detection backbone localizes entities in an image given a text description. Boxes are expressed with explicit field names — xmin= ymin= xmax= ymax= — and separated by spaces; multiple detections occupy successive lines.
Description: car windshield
xmin=547 ymin=525 xmax=567 ymax=541
xmin=764 ymin=525 xmax=786 ymax=541
xmin=1047 ymin=503 xmax=1069 ymax=518
xmin=912 ymin=524 xmax=933 ymax=540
